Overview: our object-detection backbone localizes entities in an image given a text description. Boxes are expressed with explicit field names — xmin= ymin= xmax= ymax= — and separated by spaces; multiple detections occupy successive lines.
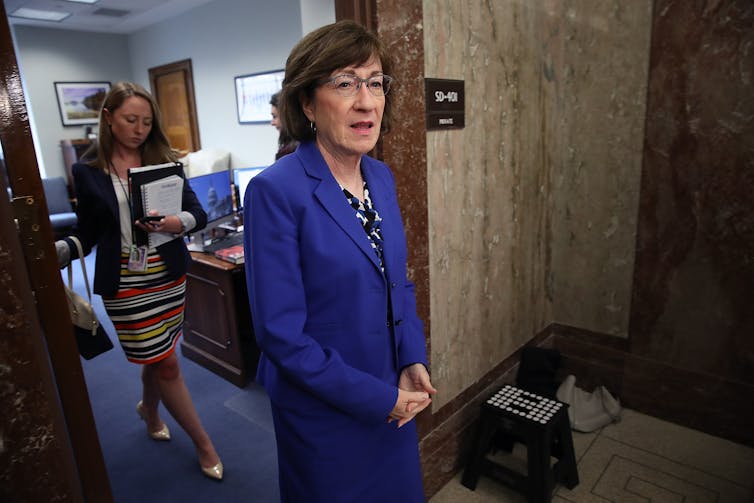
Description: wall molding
xmin=419 ymin=327 xmax=554 ymax=497
xmin=419 ymin=322 xmax=754 ymax=498
xmin=551 ymin=323 xmax=754 ymax=448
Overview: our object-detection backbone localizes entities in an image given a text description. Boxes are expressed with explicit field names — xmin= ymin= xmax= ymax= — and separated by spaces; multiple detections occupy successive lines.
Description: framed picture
xmin=234 ymin=69 xmax=284 ymax=124
xmin=54 ymin=81 xmax=111 ymax=126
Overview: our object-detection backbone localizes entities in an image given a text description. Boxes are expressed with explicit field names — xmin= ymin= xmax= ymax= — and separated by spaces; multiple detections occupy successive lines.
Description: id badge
xmin=127 ymin=245 xmax=148 ymax=272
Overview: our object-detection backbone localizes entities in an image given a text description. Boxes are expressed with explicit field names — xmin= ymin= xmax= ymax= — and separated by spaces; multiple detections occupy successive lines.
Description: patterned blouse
xmin=341 ymin=182 xmax=384 ymax=271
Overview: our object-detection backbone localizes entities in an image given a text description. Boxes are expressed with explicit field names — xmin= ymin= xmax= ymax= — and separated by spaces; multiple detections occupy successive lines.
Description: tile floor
xmin=430 ymin=408 xmax=754 ymax=502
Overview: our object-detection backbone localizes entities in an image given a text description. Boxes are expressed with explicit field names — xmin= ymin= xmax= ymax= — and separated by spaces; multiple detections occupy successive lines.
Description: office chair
xmin=42 ymin=176 xmax=77 ymax=237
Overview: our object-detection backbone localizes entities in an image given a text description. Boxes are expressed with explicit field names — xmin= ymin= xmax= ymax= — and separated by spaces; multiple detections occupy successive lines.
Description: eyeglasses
xmin=323 ymin=74 xmax=393 ymax=97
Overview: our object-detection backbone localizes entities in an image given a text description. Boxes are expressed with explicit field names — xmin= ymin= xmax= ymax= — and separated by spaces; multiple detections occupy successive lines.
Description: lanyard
xmin=111 ymin=162 xmax=139 ymax=246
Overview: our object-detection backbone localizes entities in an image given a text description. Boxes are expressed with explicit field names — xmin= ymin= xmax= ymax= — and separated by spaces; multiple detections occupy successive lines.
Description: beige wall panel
xmin=424 ymin=0 xmax=552 ymax=408
xmin=546 ymin=1 xmax=652 ymax=337
xmin=424 ymin=0 xmax=651 ymax=407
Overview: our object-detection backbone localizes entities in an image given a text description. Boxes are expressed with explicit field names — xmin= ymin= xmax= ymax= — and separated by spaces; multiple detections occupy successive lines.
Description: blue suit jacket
xmin=70 ymin=161 xmax=206 ymax=296
xmin=243 ymin=142 xmax=428 ymax=424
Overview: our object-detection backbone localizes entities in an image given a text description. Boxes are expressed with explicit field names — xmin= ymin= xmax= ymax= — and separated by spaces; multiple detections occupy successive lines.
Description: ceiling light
xmin=63 ymin=0 xmax=100 ymax=4
xmin=10 ymin=8 xmax=71 ymax=22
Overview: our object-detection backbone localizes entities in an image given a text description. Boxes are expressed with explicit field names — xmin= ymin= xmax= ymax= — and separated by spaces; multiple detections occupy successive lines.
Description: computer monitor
xmin=187 ymin=169 xmax=234 ymax=229
xmin=233 ymin=166 xmax=267 ymax=211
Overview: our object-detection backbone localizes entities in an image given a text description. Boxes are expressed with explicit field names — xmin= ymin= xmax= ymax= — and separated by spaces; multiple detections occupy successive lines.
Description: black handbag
xmin=65 ymin=236 xmax=114 ymax=360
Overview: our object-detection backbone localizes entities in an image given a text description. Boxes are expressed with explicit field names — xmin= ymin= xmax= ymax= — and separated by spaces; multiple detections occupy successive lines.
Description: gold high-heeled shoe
xmin=201 ymin=460 xmax=224 ymax=480
xmin=136 ymin=401 xmax=171 ymax=441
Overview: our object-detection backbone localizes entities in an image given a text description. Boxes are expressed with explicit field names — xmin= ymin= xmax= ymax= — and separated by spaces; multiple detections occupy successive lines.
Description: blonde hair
xmin=85 ymin=81 xmax=177 ymax=170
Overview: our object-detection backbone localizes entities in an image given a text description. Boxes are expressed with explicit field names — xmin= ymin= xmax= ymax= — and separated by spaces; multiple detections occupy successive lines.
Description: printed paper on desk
xmin=141 ymin=174 xmax=183 ymax=248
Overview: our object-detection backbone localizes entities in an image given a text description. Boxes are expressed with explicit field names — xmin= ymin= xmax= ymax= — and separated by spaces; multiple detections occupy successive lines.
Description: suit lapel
xmin=97 ymin=167 xmax=120 ymax=219
xmin=80 ymin=164 xmax=119 ymax=218
xmin=300 ymin=143 xmax=383 ymax=273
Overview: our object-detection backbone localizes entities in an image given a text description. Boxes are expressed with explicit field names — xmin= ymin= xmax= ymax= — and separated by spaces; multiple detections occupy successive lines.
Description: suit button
xmin=391 ymin=282 xmax=397 ymax=288
xmin=386 ymin=321 xmax=392 ymax=328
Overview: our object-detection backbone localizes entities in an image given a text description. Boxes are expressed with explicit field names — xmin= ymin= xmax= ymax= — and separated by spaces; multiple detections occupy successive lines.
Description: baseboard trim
xmin=420 ymin=322 xmax=754 ymax=498
xmin=419 ymin=327 xmax=554 ymax=497
xmin=550 ymin=323 xmax=754 ymax=448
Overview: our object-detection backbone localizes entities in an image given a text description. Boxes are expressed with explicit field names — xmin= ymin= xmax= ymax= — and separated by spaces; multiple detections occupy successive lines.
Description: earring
xmin=310 ymin=121 xmax=316 ymax=133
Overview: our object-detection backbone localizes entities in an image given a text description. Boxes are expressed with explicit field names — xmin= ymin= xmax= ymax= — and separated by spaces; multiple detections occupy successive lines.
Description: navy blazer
xmin=243 ymin=142 xmax=428 ymax=424
xmin=69 ymin=161 xmax=206 ymax=297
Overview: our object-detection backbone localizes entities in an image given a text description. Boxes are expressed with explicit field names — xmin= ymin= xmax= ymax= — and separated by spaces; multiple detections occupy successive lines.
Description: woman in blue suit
xmin=243 ymin=21 xmax=437 ymax=502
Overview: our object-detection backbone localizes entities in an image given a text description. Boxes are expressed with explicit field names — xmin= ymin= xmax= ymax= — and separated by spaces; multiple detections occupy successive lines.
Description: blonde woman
xmin=56 ymin=81 xmax=223 ymax=480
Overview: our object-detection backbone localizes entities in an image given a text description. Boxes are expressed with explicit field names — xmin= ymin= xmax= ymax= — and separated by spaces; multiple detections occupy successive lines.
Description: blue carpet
xmin=66 ymin=249 xmax=280 ymax=502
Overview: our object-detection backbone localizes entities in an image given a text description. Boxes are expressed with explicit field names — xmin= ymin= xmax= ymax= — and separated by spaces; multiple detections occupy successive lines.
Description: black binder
xmin=127 ymin=162 xmax=184 ymax=246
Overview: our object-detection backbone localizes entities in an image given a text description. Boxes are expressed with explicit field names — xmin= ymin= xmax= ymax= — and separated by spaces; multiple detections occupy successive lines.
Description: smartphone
xmin=140 ymin=215 xmax=164 ymax=223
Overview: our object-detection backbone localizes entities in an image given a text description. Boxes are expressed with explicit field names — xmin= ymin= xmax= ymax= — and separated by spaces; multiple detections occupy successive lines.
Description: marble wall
xmin=424 ymin=0 xmax=549 ymax=409
xmin=547 ymin=0 xmax=754 ymax=448
xmin=547 ymin=2 xmax=652 ymax=337
xmin=423 ymin=0 xmax=652 ymax=408
xmin=631 ymin=0 xmax=754 ymax=383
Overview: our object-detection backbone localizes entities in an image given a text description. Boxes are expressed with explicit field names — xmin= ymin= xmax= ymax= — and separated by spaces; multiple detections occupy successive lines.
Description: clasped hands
xmin=134 ymin=211 xmax=182 ymax=234
xmin=388 ymin=363 xmax=437 ymax=428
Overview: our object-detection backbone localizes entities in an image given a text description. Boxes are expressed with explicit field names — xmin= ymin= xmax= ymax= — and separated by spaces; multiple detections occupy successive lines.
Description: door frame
xmin=149 ymin=58 xmax=202 ymax=153
xmin=0 ymin=2 xmax=112 ymax=501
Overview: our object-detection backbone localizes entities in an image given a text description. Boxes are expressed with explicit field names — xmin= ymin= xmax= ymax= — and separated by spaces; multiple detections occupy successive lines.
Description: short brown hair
xmin=279 ymin=20 xmax=394 ymax=142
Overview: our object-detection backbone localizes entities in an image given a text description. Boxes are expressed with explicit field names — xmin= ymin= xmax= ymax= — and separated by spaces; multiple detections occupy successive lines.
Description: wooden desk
xmin=181 ymin=252 xmax=258 ymax=387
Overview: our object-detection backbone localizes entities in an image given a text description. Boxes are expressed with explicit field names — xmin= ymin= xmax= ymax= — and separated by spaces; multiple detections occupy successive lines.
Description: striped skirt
xmin=103 ymin=251 xmax=185 ymax=364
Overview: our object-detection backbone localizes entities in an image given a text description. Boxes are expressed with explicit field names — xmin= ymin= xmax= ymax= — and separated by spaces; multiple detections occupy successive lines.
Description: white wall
xmin=301 ymin=0 xmax=336 ymax=36
xmin=12 ymin=27 xmax=132 ymax=178
xmin=128 ymin=0 xmax=304 ymax=170
xmin=11 ymin=0 xmax=336 ymax=179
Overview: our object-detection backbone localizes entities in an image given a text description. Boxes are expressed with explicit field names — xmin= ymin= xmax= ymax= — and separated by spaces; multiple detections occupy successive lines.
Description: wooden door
xmin=0 ymin=2 xmax=112 ymax=501
xmin=149 ymin=59 xmax=201 ymax=154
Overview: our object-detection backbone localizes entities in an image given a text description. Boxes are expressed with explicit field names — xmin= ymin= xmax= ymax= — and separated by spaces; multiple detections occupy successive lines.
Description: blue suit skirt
xmin=271 ymin=403 xmax=426 ymax=502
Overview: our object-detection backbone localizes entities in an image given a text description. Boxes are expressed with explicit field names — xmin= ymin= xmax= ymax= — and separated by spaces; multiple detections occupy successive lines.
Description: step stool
xmin=462 ymin=384 xmax=579 ymax=502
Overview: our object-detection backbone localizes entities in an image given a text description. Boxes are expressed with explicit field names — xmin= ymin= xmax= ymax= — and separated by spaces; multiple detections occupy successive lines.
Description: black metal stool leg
xmin=462 ymin=385 xmax=579 ymax=501
xmin=461 ymin=411 xmax=497 ymax=490
xmin=554 ymin=413 xmax=579 ymax=489
xmin=526 ymin=429 xmax=553 ymax=503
